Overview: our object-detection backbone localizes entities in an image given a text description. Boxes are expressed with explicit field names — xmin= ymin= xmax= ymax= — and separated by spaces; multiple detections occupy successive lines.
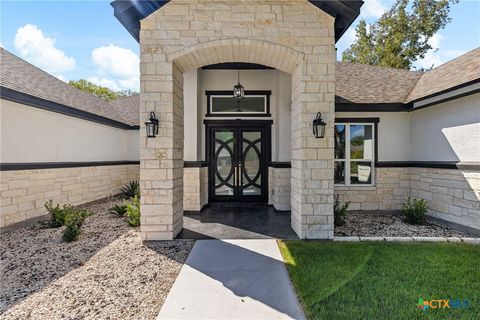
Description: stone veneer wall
xmin=335 ymin=167 xmax=410 ymax=211
xmin=410 ymin=167 xmax=480 ymax=231
xmin=267 ymin=166 xmax=479 ymax=232
xmin=183 ymin=167 xmax=208 ymax=211
xmin=269 ymin=167 xmax=291 ymax=211
xmin=140 ymin=0 xmax=336 ymax=240
xmin=1 ymin=165 xmax=139 ymax=228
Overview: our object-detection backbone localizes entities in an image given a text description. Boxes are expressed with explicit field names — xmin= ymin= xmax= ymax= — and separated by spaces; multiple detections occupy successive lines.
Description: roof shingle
xmin=0 ymin=48 xmax=137 ymax=126
xmin=405 ymin=47 xmax=480 ymax=102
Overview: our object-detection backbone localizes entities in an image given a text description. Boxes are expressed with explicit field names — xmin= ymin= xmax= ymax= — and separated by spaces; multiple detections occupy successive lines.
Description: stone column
xmin=139 ymin=60 xmax=184 ymax=241
xmin=290 ymin=49 xmax=335 ymax=239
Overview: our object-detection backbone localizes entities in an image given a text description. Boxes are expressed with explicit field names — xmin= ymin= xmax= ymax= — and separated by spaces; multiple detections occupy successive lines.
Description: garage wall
xmin=410 ymin=93 xmax=480 ymax=162
xmin=0 ymin=98 xmax=140 ymax=229
xmin=0 ymin=99 xmax=139 ymax=163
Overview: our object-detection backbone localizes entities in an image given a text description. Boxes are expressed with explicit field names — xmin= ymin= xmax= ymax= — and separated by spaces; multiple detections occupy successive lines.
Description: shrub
xmin=45 ymin=200 xmax=65 ymax=227
xmin=63 ymin=209 xmax=93 ymax=242
xmin=109 ymin=204 xmax=128 ymax=217
xmin=121 ymin=181 xmax=140 ymax=199
xmin=402 ymin=197 xmax=428 ymax=225
xmin=334 ymin=195 xmax=350 ymax=227
xmin=44 ymin=201 xmax=78 ymax=227
xmin=125 ymin=196 xmax=141 ymax=227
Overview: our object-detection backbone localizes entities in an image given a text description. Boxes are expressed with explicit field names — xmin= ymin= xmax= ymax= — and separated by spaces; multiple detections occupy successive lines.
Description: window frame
xmin=205 ymin=90 xmax=271 ymax=117
xmin=334 ymin=118 xmax=379 ymax=187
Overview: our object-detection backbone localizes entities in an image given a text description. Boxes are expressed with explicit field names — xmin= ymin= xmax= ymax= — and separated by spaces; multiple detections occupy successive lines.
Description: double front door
xmin=207 ymin=121 xmax=271 ymax=203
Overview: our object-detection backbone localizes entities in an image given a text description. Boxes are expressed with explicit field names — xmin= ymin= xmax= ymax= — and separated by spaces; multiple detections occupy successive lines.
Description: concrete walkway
xmin=157 ymin=239 xmax=306 ymax=320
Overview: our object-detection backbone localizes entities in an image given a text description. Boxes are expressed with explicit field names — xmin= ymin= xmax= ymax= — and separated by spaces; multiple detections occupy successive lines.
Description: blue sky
xmin=1 ymin=0 xmax=479 ymax=91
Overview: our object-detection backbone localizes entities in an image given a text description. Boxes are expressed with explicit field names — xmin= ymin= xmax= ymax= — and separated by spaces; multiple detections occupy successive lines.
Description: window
xmin=334 ymin=122 xmax=376 ymax=186
xmin=206 ymin=91 xmax=271 ymax=117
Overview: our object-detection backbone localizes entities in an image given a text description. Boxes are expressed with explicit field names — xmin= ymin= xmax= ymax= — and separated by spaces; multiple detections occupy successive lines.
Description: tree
xmin=68 ymin=79 xmax=137 ymax=100
xmin=342 ymin=0 xmax=458 ymax=70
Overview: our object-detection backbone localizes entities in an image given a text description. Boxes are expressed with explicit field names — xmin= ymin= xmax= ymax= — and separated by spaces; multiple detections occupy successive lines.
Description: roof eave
xmin=111 ymin=0 xmax=363 ymax=43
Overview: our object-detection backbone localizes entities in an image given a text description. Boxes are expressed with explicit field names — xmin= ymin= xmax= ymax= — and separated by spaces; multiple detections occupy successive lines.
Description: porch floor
xmin=177 ymin=205 xmax=298 ymax=240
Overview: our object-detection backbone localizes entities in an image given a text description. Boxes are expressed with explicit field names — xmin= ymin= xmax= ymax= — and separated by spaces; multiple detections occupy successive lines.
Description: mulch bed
xmin=334 ymin=213 xmax=473 ymax=237
xmin=0 ymin=197 xmax=194 ymax=320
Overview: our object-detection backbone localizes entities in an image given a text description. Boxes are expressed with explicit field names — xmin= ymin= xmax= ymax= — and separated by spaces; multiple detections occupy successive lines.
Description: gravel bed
xmin=334 ymin=213 xmax=473 ymax=237
xmin=0 ymin=197 xmax=194 ymax=319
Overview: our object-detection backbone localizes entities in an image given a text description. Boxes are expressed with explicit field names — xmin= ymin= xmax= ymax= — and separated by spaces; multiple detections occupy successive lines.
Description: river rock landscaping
xmin=335 ymin=212 xmax=473 ymax=237
xmin=0 ymin=197 xmax=193 ymax=320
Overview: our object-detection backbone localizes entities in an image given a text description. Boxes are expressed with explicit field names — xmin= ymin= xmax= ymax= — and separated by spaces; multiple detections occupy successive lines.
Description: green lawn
xmin=278 ymin=241 xmax=480 ymax=320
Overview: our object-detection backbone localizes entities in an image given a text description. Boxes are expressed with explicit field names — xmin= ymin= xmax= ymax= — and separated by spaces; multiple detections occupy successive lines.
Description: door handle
xmin=234 ymin=165 xmax=238 ymax=187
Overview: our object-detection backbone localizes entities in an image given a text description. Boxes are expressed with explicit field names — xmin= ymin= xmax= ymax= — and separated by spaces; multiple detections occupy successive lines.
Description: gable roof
xmin=0 ymin=48 xmax=138 ymax=127
xmin=110 ymin=0 xmax=363 ymax=43
xmin=335 ymin=62 xmax=421 ymax=104
xmin=405 ymin=48 xmax=480 ymax=102
xmin=336 ymin=47 xmax=480 ymax=106
xmin=109 ymin=94 xmax=139 ymax=125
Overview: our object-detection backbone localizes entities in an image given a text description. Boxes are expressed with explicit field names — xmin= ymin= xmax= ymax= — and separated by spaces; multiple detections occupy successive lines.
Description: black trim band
xmin=410 ymin=88 xmax=480 ymax=111
xmin=1 ymin=161 xmax=140 ymax=171
xmin=1 ymin=87 xmax=138 ymax=130
xmin=184 ymin=161 xmax=208 ymax=168
xmin=335 ymin=117 xmax=380 ymax=123
xmin=375 ymin=161 xmax=480 ymax=170
xmin=335 ymin=102 xmax=409 ymax=112
xmin=269 ymin=162 xmax=291 ymax=168
xmin=410 ymin=78 xmax=480 ymax=104
xmin=201 ymin=63 xmax=274 ymax=70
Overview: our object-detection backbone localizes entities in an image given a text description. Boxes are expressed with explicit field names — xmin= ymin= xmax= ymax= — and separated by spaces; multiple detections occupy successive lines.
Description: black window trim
xmin=205 ymin=90 xmax=271 ymax=117
xmin=334 ymin=117 xmax=379 ymax=187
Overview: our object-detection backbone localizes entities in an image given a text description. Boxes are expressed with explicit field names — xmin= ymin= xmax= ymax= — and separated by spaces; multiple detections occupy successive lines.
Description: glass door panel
xmin=213 ymin=130 xmax=235 ymax=197
xmin=241 ymin=131 xmax=262 ymax=196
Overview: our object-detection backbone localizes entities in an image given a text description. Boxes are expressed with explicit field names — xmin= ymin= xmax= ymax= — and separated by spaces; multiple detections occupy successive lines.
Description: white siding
xmin=0 ymin=99 xmax=139 ymax=163
xmin=410 ymin=93 xmax=480 ymax=162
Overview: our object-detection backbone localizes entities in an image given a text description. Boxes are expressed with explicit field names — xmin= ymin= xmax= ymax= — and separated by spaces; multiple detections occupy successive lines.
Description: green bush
xmin=44 ymin=201 xmax=78 ymax=227
xmin=402 ymin=197 xmax=428 ymax=225
xmin=45 ymin=200 xmax=65 ymax=227
xmin=125 ymin=196 xmax=141 ymax=227
xmin=63 ymin=209 xmax=93 ymax=242
xmin=334 ymin=195 xmax=350 ymax=227
xmin=109 ymin=204 xmax=128 ymax=217
xmin=121 ymin=181 xmax=140 ymax=199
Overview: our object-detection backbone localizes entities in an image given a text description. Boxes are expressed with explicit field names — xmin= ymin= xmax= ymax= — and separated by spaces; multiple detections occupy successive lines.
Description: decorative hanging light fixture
xmin=233 ymin=64 xmax=245 ymax=102
xmin=313 ymin=112 xmax=326 ymax=138
xmin=145 ymin=111 xmax=159 ymax=138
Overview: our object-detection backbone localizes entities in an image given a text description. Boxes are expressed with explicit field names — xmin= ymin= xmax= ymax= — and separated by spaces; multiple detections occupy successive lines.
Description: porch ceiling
xmin=111 ymin=0 xmax=363 ymax=43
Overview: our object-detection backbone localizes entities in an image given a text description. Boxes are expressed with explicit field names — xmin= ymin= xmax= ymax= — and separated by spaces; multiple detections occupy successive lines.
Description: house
xmin=1 ymin=0 xmax=479 ymax=238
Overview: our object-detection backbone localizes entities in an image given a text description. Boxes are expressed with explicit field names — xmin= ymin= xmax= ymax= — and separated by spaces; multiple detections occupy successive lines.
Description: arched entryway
xmin=139 ymin=1 xmax=336 ymax=240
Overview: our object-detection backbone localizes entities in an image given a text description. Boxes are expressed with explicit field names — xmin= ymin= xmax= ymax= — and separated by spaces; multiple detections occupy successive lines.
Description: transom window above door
xmin=206 ymin=90 xmax=271 ymax=117
xmin=334 ymin=119 xmax=379 ymax=186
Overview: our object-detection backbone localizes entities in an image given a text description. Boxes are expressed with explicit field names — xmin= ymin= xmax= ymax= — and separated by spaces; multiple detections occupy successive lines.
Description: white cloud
xmin=87 ymin=76 xmax=122 ymax=92
xmin=415 ymin=33 xmax=444 ymax=69
xmin=361 ymin=0 xmax=387 ymax=19
xmin=14 ymin=24 xmax=75 ymax=74
xmin=91 ymin=44 xmax=139 ymax=79
xmin=90 ymin=44 xmax=139 ymax=91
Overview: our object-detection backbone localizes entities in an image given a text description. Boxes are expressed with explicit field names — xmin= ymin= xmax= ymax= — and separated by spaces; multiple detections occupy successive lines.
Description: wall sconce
xmin=313 ymin=112 xmax=326 ymax=138
xmin=145 ymin=111 xmax=159 ymax=138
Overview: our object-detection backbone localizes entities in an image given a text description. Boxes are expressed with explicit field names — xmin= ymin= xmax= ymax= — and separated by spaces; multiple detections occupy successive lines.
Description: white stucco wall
xmin=410 ymin=93 xmax=480 ymax=162
xmin=183 ymin=68 xmax=292 ymax=162
xmin=0 ymin=99 xmax=139 ymax=163
xmin=335 ymin=112 xmax=411 ymax=161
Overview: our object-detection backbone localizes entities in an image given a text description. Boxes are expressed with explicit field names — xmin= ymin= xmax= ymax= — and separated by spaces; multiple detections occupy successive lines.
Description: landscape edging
xmin=333 ymin=236 xmax=480 ymax=244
